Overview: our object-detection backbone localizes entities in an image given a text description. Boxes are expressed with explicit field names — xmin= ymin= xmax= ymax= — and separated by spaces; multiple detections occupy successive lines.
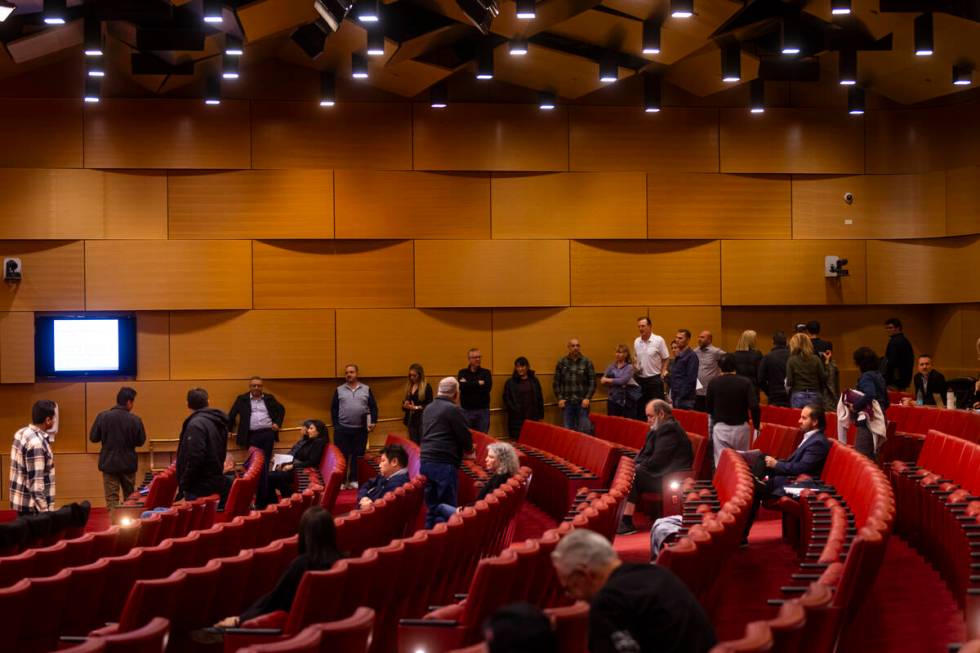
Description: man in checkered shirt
xmin=9 ymin=400 xmax=57 ymax=515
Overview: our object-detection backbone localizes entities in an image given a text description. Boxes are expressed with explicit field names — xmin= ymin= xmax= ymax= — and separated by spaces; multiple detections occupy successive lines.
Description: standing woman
xmin=849 ymin=347 xmax=890 ymax=459
xmin=785 ymin=333 xmax=827 ymax=409
xmin=733 ymin=330 xmax=763 ymax=398
xmin=600 ymin=345 xmax=643 ymax=419
xmin=402 ymin=363 xmax=433 ymax=444
xmin=502 ymin=357 xmax=544 ymax=440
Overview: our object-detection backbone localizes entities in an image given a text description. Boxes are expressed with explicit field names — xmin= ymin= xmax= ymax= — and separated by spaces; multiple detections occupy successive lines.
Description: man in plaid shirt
xmin=9 ymin=400 xmax=57 ymax=515
xmin=554 ymin=338 xmax=597 ymax=434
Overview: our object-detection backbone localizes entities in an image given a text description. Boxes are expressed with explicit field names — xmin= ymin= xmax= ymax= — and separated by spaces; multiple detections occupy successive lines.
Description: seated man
xmin=551 ymin=529 xmax=716 ymax=653
xmin=357 ymin=444 xmax=410 ymax=508
xmin=618 ymin=399 xmax=694 ymax=535
xmin=912 ymin=354 xmax=947 ymax=406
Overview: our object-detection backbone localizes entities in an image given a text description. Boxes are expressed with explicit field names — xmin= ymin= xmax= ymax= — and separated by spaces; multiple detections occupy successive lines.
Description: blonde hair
xmin=614 ymin=344 xmax=632 ymax=365
xmin=736 ymin=330 xmax=758 ymax=352
xmin=789 ymin=332 xmax=814 ymax=359
xmin=404 ymin=363 xmax=427 ymax=400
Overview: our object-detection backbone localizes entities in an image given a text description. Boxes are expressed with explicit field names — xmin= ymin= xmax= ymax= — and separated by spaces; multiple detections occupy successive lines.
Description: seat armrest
xmin=224 ymin=628 xmax=284 ymax=636
xmin=399 ymin=619 xmax=460 ymax=628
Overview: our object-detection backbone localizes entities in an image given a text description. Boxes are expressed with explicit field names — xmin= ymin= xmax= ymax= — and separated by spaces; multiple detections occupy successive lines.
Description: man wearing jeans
xmin=554 ymin=338 xmax=596 ymax=433
xmin=420 ymin=377 xmax=473 ymax=528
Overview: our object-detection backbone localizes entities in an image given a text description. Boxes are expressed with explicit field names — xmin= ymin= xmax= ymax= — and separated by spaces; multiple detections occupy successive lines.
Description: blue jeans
xmin=434 ymin=503 xmax=458 ymax=522
xmin=462 ymin=409 xmax=490 ymax=434
xmin=421 ymin=461 xmax=459 ymax=529
xmin=563 ymin=403 xmax=591 ymax=433
xmin=790 ymin=390 xmax=820 ymax=409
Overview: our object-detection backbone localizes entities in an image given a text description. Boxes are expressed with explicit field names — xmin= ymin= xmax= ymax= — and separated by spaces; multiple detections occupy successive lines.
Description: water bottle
xmin=947 ymin=389 xmax=956 ymax=410
xmin=916 ymin=389 xmax=924 ymax=406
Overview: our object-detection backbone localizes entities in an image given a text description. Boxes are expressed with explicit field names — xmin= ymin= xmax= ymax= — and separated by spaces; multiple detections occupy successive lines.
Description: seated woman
xmin=433 ymin=442 xmax=520 ymax=521
xmin=267 ymin=419 xmax=329 ymax=501
xmin=215 ymin=506 xmax=342 ymax=627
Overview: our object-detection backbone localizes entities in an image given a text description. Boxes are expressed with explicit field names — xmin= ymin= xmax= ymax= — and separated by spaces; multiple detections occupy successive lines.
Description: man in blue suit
xmin=357 ymin=444 xmax=410 ymax=508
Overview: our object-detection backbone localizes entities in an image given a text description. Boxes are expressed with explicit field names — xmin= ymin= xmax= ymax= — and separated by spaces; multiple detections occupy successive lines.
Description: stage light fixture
xmin=643 ymin=75 xmax=661 ymax=113
xmin=599 ymin=54 xmax=617 ymax=83
xmin=351 ymin=52 xmax=369 ymax=78
xmin=357 ymin=0 xmax=379 ymax=22
xmin=203 ymin=0 xmax=223 ymax=24
xmin=721 ymin=43 xmax=740 ymax=82
xmin=671 ymin=0 xmax=693 ymax=19
xmin=953 ymin=64 xmax=972 ymax=86
xmin=838 ymin=49 xmax=856 ymax=85
xmin=225 ymin=35 xmax=243 ymax=56
xmin=315 ymin=0 xmax=355 ymax=32
xmin=367 ymin=26 xmax=384 ymax=56
xmin=750 ymin=78 xmax=765 ymax=113
xmin=539 ymin=90 xmax=555 ymax=110
xmin=509 ymin=38 xmax=528 ymax=56
xmin=642 ymin=21 xmax=661 ymax=55
xmin=222 ymin=54 xmax=239 ymax=79
xmin=84 ymin=19 xmax=103 ymax=56
xmin=847 ymin=86 xmax=865 ymax=115
xmin=83 ymin=76 xmax=100 ymax=103
xmin=781 ymin=16 xmax=801 ymax=55
xmin=291 ymin=23 xmax=328 ymax=59
xmin=205 ymin=75 xmax=221 ymax=105
xmin=831 ymin=0 xmax=850 ymax=15
xmin=476 ymin=45 xmax=493 ymax=80
xmin=914 ymin=13 xmax=933 ymax=56
xmin=430 ymin=81 xmax=448 ymax=108
xmin=0 ymin=1 xmax=14 ymax=23
xmin=43 ymin=0 xmax=66 ymax=25
xmin=320 ymin=71 xmax=335 ymax=106
xmin=516 ymin=0 xmax=535 ymax=20
xmin=87 ymin=60 xmax=104 ymax=77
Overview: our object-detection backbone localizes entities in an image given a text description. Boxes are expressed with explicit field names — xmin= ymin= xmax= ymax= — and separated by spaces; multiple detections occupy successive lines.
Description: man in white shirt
xmin=633 ymin=317 xmax=670 ymax=416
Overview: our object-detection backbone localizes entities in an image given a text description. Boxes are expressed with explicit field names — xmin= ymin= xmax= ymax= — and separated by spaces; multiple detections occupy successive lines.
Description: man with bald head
xmin=554 ymin=338 xmax=596 ymax=433
xmin=694 ymin=330 xmax=725 ymax=412
xmin=420 ymin=377 xmax=474 ymax=528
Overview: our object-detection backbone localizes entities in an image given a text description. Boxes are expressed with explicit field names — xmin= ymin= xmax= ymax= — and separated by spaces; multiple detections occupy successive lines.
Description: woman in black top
xmin=733 ymin=330 xmax=764 ymax=398
xmin=216 ymin=506 xmax=343 ymax=627
xmin=267 ymin=419 xmax=329 ymax=501
xmin=502 ymin=357 xmax=544 ymax=440
xmin=434 ymin=442 xmax=520 ymax=521
xmin=402 ymin=363 xmax=433 ymax=444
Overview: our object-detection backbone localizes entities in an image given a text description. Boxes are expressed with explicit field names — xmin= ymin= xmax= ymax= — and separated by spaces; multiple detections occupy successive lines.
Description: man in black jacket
xmin=89 ymin=386 xmax=147 ymax=510
xmin=228 ymin=377 xmax=285 ymax=507
xmin=884 ymin=318 xmax=915 ymax=390
xmin=913 ymin=354 xmax=947 ymax=405
xmin=420 ymin=377 xmax=473 ymax=528
xmin=177 ymin=388 xmax=232 ymax=505
xmin=617 ymin=400 xmax=694 ymax=534
xmin=758 ymin=331 xmax=791 ymax=407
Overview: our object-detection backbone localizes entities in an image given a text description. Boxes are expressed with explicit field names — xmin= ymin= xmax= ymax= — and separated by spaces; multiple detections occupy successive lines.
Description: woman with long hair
xmin=849 ymin=347 xmax=890 ymax=459
xmin=785 ymin=332 xmax=828 ymax=409
xmin=402 ymin=363 xmax=433 ymax=444
xmin=733 ymin=330 xmax=763 ymax=397
xmin=600 ymin=344 xmax=642 ymax=419
xmin=433 ymin=442 xmax=521 ymax=521
xmin=267 ymin=419 xmax=329 ymax=501
xmin=502 ymin=357 xmax=544 ymax=440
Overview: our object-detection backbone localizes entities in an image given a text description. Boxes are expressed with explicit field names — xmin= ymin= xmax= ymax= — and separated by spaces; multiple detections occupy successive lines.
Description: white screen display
xmin=53 ymin=319 xmax=120 ymax=372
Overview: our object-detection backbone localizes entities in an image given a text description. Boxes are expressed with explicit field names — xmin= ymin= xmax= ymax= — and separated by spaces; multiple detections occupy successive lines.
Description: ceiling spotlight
xmin=831 ymin=0 xmax=851 ymax=15
xmin=205 ymin=75 xmax=221 ymax=105
xmin=643 ymin=75 xmax=661 ymax=113
xmin=953 ymin=64 xmax=973 ymax=86
xmin=291 ymin=23 xmax=328 ymax=59
xmin=671 ymin=0 xmax=693 ymax=19
xmin=0 ymin=1 xmax=14 ymax=22
xmin=599 ymin=54 xmax=618 ymax=83
xmin=87 ymin=60 xmax=105 ymax=78
xmin=430 ymin=81 xmax=448 ymax=108
xmin=750 ymin=78 xmax=765 ymax=113
xmin=721 ymin=43 xmax=740 ymax=82
xmin=225 ymin=35 xmax=244 ymax=56
xmin=203 ymin=0 xmax=223 ymax=24
xmin=315 ymin=0 xmax=354 ymax=32
xmin=221 ymin=54 xmax=239 ymax=79
xmin=455 ymin=0 xmax=499 ymax=35
xmin=43 ymin=0 xmax=66 ymax=25
xmin=509 ymin=38 xmax=528 ymax=56
xmin=351 ymin=52 xmax=369 ymax=78
xmin=847 ymin=86 xmax=865 ymax=115
xmin=320 ymin=71 xmax=335 ymax=106
xmin=366 ymin=26 xmax=384 ymax=56
xmin=516 ymin=0 xmax=535 ymax=20
xmin=781 ymin=16 xmax=801 ymax=55
xmin=357 ymin=0 xmax=379 ymax=22
xmin=83 ymin=76 xmax=100 ymax=103
xmin=476 ymin=44 xmax=494 ymax=80
xmin=642 ymin=21 xmax=661 ymax=55
xmin=538 ymin=90 xmax=556 ymax=110
xmin=838 ymin=49 xmax=857 ymax=85
xmin=913 ymin=13 xmax=933 ymax=56
xmin=84 ymin=19 xmax=103 ymax=56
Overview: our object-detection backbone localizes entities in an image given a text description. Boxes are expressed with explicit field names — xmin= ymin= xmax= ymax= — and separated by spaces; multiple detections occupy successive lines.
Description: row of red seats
xmin=883 ymin=405 xmax=980 ymax=461
xmin=519 ymin=421 xmax=620 ymax=484
xmin=710 ymin=583 xmax=835 ymax=653
xmin=122 ymin=463 xmax=178 ymax=512
xmin=753 ymin=423 xmax=803 ymax=461
xmin=238 ymin=607 xmax=376 ymax=653
xmin=307 ymin=443 xmax=347 ymax=513
xmin=398 ymin=457 xmax=634 ymax=653
xmin=224 ymin=470 xmax=529 ymax=653
xmin=673 ymin=408 xmax=709 ymax=439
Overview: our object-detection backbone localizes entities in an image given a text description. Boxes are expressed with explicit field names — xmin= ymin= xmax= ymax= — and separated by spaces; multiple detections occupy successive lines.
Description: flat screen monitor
xmin=35 ymin=315 xmax=137 ymax=379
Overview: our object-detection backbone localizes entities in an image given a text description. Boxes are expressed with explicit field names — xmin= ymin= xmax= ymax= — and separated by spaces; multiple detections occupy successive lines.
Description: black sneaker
xmin=617 ymin=521 xmax=638 ymax=536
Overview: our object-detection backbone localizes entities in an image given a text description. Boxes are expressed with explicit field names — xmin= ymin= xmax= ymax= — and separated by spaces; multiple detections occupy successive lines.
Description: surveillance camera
xmin=844 ymin=192 xmax=854 ymax=205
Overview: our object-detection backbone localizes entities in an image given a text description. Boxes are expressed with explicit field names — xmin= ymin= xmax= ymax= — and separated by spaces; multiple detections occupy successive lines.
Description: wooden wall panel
xmin=336 ymin=308 xmax=492 ymax=377
xmin=251 ymin=102 xmax=413 ymax=170
xmin=253 ymin=240 xmax=414 ymax=308
xmin=570 ymin=240 xmax=721 ymax=306
xmin=0 ymin=312 xmax=34 ymax=383
xmin=792 ymin=172 xmax=946 ymax=239
xmin=0 ymin=99 xmax=82 ymax=168
xmin=52 ymin=454 xmax=109 ymax=504
xmin=865 ymin=109 xmax=941 ymax=174
xmin=947 ymin=166 xmax=980 ymax=236
xmin=334 ymin=171 xmax=490 ymax=239
xmin=84 ymin=100 xmax=251 ymax=169
xmin=0 ymin=382 xmax=86 ymax=453
xmin=720 ymin=109 xmax=864 ymax=174
xmin=0 ymin=241 xmax=85 ymax=311
xmin=414 ymin=240 xmax=570 ymax=307
xmin=932 ymin=103 xmax=980 ymax=172
xmin=169 ymin=309 xmax=335 ymax=379
xmin=647 ymin=174 xmax=791 ymax=239
xmin=413 ymin=104 xmax=569 ymax=172
xmin=103 ymin=172 xmax=168 ymax=239
xmin=721 ymin=240 xmax=868 ymax=305
xmin=960 ymin=305 xmax=980 ymax=371
xmin=569 ymin=107 xmax=719 ymax=172
xmin=491 ymin=173 xmax=647 ymax=239
xmin=168 ymin=170 xmax=334 ymax=239
xmin=85 ymin=240 xmax=252 ymax=310
xmin=0 ymin=169 xmax=103 ymax=239
xmin=137 ymin=312 xmax=170 ymax=381
xmin=867 ymin=236 xmax=980 ymax=304
xmin=648 ymin=306 xmax=723 ymax=347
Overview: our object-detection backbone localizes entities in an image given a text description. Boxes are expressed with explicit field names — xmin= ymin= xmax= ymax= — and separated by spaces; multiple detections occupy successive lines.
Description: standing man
xmin=706 ymin=354 xmax=760 ymax=469
xmin=176 ymin=388 xmax=231 ymax=505
xmin=458 ymin=348 xmax=492 ymax=433
xmin=670 ymin=330 xmax=699 ymax=410
xmin=9 ymin=400 xmax=58 ymax=515
xmin=228 ymin=376 xmax=285 ymax=508
xmin=806 ymin=321 xmax=833 ymax=356
xmin=420 ymin=377 xmax=473 ymax=528
xmin=89 ymin=387 xmax=147 ymax=510
xmin=554 ymin=338 xmax=596 ymax=433
xmin=883 ymin=318 xmax=915 ymax=391
xmin=694 ymin=330 xmax=725 ymax=412
xmin=634 ymin=316 xmax=670 ymax=413
xmin=758 ymin=331 xmax=791 ymax=407
xmin=331 ymin=364 xmax=378 ymax=490
xmin=913 ymin=354 xmax=947 ymax=406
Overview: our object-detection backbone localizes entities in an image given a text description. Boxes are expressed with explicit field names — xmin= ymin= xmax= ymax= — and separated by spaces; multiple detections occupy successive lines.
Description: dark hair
xmin=32 ymin=400 xmax=57 ymax=426
xmin=187 ymin=387 xmax=209 ymax=410
xmin=806 ymin=320 xmax=821 ymax=335
xmin=485 ymin=603 xmax=558 ymax=653
xmin=773 ymin=330 xmax=787 ymax=347
xmin=852 ymin=347 xmax=879 ymax=373
xmin=297 ymin=506 xmax=342 ymax=567
xmin=303 ymin=419 xmax=328 ymax=442
xmin=677 ymin=328 xmax=691 ymax=339
xmin=380 ymin=443 xmax=409 ymax=469
xmin=917 ymin=353 xmax=932 ymax=361
xmin=719 ymin=353 xmax=737 ymax=373
xmin=637 ymin=316 xmax=651 ymax=327
xmin=885 ymin=317 xmax=902 ymax=329
xmin=802 ymin=404 xmax=826 ymax=431
xmin=250 ymin=375 xmax=263 ymax=382
xmin=513 ymin=356 xmax=530 ymax=370
xmin=116 ymin=386 xmax=137 ymax=406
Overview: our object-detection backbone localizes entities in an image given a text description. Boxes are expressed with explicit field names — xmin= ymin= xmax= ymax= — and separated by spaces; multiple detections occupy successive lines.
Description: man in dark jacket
xmin=669 ymin=330 xmax=698 ymax=409
xmin=228 ymin=376 xmax=285 ymax=508
xmin=357 ymin=444 xmax=410 ymax=508
xmin=913 ymin=354 xmax=947 ymax=406
xmin=758 ymin=331 xmax=791 ymax=407
xmin=883 ymin=318 xmax=915 ymax=390
xmin=89 ymin=386 xmax=147 ymax=510
xmin=420 ymin=377 xmax=473 ymax=528
xmin=617 ymin=400 xmax=694 ymax=534
xmin=176 ymin=387 xmax=232 ymax=505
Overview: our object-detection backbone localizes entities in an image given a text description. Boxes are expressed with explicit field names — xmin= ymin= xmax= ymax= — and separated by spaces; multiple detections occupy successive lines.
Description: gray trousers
xmin=712 ymin=422 xmax=752 ymax=468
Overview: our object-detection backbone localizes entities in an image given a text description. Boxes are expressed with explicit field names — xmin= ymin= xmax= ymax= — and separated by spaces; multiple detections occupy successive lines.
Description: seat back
xmin=315 ymin=606 xmax=375 ymax=653
xmin=101 ymin=616 xmax=170 ymax=653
